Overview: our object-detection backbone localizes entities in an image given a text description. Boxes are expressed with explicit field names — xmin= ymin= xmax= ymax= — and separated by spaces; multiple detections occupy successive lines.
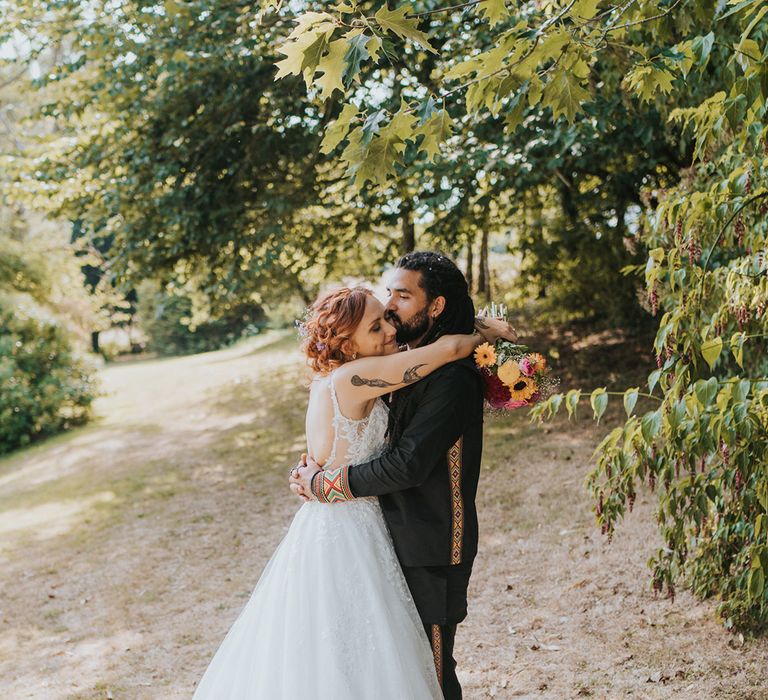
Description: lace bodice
xmin=326 ymin=371 xmax=389 ymax=467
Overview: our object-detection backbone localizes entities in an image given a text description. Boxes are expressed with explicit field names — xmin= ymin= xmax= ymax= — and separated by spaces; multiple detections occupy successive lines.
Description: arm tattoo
xmin=351 ymin=363 xmax=427 ymax=388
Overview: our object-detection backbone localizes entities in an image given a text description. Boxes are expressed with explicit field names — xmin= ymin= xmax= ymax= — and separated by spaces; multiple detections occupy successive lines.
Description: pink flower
xmin=519 ymin=357 xmax=535 ymax=376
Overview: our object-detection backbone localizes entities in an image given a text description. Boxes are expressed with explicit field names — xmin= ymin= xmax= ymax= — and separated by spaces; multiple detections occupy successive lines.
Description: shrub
xmin=0 ymin=298 xmax=98 ymax=454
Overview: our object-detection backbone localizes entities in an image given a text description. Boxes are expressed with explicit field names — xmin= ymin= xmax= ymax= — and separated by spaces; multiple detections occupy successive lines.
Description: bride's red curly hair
xmin=301 ymin=286 xmax=374 ymax=374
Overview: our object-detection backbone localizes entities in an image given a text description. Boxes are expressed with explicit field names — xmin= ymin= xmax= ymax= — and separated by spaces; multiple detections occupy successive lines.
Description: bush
xmin=136 ymin=285 xmax=266 ymax=356
xmin=0 ymin=298 xmax=98 ymax=454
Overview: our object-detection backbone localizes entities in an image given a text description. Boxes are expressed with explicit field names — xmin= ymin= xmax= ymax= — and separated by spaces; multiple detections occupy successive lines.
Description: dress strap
xmin=326 ymin=371 xmax=341 ymax=467
xmin=328 ymin=370 xmax=342 ymax=420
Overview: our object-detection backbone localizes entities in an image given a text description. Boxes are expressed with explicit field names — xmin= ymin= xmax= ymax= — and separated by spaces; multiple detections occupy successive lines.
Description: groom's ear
xmin=429 ymin=295 xmax=446 ymax=319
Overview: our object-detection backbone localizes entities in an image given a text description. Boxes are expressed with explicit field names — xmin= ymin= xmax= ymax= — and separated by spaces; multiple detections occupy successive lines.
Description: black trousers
xmin=403 ymin=562 xmax=473 ymax=700
xmin=425 ymin=623 xmax=460 ymax=700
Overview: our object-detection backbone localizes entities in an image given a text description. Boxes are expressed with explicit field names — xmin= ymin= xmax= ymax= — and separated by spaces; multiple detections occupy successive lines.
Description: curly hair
xmin=300 ymin=286 xmax=373 ymax=374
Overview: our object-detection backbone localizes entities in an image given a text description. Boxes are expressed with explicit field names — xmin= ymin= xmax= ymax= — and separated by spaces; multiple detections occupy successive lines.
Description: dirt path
xmin=1 ymin=332 xmax=766 ymax=699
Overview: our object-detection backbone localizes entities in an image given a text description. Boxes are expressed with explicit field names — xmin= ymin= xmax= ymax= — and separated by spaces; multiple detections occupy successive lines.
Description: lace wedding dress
xmin=192 ymin=372 xmax=442 ymax=699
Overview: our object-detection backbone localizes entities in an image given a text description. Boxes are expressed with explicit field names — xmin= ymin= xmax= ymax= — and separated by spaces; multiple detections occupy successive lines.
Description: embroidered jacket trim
xmin=448 ymin=436 xmax=464 ymax=565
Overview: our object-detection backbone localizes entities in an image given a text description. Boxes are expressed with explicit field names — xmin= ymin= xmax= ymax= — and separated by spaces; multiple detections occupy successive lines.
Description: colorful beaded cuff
xmin=311 ymin=466 xmax=354 ymax=503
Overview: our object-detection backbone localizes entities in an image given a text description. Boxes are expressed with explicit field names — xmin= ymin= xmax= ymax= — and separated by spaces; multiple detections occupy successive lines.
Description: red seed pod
xmin=667 ymin=584 xmax=676 ymax=602
xmin=597 ymin=492 xmax=604 ymax=516
xmin=628 ymin=491 xmax=636 ymax=512
xmin=735 ymin=470 xmax=743 ymax=492
xmin=656 ymin=353 xmax=662 ymax=368
xmin=721 ymin=440 xmax=729 ymax=467
xmin=648 ymin=471 xmax=656 ymax=491
xmin=745 ymin=170 xmax=752 ymax=195
xmin=675 ymin=219 xmax=683 ymax=244
xmin=734 ymin=215 xmax=746 ymax=248
xmin=652 ymin=578 xmax=663 ymax=596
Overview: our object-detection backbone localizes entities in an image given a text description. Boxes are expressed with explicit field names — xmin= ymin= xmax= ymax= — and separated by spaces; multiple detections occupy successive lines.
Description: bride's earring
xmin=352 ymin=352 xmax=358 ymax=359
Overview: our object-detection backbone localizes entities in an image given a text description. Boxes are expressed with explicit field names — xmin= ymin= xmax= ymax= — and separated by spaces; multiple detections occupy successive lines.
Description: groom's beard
xmin=386 ymin=307 xmax=431 ymax=345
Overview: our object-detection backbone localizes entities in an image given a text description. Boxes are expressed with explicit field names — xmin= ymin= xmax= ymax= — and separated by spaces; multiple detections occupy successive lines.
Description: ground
xmin=1 ymin=331 xmax=766 ymax=699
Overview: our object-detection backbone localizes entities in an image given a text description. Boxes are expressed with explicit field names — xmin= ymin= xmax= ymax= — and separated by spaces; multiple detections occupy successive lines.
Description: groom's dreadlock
xmin=387 ymin=251 xmax=476 ymax=445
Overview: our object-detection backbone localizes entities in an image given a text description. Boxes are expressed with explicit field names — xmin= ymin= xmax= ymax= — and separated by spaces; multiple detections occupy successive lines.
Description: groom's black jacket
xmin=347 ymin=357 xmax=484 ymax=573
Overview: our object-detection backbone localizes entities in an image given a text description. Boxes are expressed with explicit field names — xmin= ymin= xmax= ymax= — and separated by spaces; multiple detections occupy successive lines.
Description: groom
xmin=291 ymin=251 xmax=501 ymax=699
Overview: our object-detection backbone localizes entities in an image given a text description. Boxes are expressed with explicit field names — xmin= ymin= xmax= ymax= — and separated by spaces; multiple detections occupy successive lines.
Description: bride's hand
xmin=474 ymin=316 xmax=518 ymax=344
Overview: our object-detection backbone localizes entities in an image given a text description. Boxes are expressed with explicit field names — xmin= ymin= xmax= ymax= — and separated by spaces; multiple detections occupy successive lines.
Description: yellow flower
xmin=508 ymin=375 xmax=537 ymax=401
xmin=529 ymin=352 xmax=548 ymax=372
xmin=474 ymin=342 xmax=497 ymax=368
xmin=497 ymin=360 xmax=521 ymax=386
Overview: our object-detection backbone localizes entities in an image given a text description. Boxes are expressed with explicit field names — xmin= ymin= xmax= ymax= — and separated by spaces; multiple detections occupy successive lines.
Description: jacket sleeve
xmin=344 ymin=365 xmax=479 ymax=497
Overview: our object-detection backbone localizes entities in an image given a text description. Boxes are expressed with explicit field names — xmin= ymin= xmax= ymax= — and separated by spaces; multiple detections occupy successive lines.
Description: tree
xmin=274 ymin=0 xmax=768 ymax=631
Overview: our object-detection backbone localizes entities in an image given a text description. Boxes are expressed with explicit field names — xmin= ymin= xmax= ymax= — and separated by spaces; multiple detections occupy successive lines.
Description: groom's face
xmin=384 ymin=269 xmax=434 ymax=345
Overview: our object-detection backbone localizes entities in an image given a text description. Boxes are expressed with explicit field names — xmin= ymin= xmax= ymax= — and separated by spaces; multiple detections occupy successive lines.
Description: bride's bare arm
xmin=333 ymin=316 xmax=517 ymax=404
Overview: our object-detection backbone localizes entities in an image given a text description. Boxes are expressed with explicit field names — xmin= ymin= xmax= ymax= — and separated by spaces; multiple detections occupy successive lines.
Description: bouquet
xmin=474 ymin=339 xmax=558 ymax=410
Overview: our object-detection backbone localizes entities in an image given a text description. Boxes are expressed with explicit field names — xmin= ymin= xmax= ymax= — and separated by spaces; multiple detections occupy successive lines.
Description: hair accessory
xmin=316 ymin=342 xmax=326 ymax=350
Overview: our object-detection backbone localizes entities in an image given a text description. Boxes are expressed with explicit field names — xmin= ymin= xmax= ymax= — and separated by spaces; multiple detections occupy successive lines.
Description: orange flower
xmin=474 ymin=342 xmax=497 ymax=368
xmin=508 ymin=375 xmax=537 ymax=401
xmin=528 ymin=352 xmax=548 ymax=373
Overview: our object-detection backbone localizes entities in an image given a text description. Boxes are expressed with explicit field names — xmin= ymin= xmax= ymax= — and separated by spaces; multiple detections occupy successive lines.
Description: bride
xmin=192 ymin=285 xmax=513 ymax=699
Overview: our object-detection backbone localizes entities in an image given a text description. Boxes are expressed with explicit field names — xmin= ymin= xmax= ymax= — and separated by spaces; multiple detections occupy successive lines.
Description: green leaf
xmin=758 ymin=482 xmax=768 ymax=512
xmin=590 ymin=387 xmax=608 ymax=423
xmin=648 ymin=368 xmax=662 ymax=394
xmin=732 ymin=379 xmax=750 ymax=403
xmin=691 ymin=32 xmax=715 ymax=67
xmin=641 ymin=409 xmax=662 ymax=442
xmin=701 ymin=336 xmax=723 ymax=370
xmin=623 ymin=388 xmax=639 ymax=417
xmin=315 ymin=39 xmax=348 ymax=100
xmin=343 ymin=34 xmax=371 ymax=85
xmin=570 ymin=0 xmax=601 ymax=21
xmin=730 ymin=332 xmax=745 ymax=368
xmin=739 ymin=5 xmax=768 ymax=49
xmin=541 ymin=69 xmax=590 ymax=122
xmin=416 ymin=109 xmax=454 ymax=161
xmin=695 ymin=377 xmax=719 ymax=406
xmin=320 ymin=102 xmax=359 ymax=154
xmin=756 ymin=514 xmax=765 ymax=540
xmin=623 ymin=64 xmax=675 ymax=103
xmin=275 ymin=28 xmax=333 ymax=81
xmin=566 ymin=389 xmax=581 ymax=419
xmin=748 ymin=567 xmax=764 ymax=600
xmin=478 ymin=0 xmax=510 ymax=27
xmin=361 ymin=108 xmax=386 ymax=144
xmin=374 ymin=4 xmax=436 ymax=53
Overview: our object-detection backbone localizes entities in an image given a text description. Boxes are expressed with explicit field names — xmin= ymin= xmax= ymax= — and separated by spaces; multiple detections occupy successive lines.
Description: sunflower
xmin=528 ymin=352 xmax=548 ymax=373
xmin=508 ymin=375 xmax=537 ymax=402
xmin=497 ymin=360 xmax=521 ymax=386
xmin=474 ymin=342 xmax=497 ymax=368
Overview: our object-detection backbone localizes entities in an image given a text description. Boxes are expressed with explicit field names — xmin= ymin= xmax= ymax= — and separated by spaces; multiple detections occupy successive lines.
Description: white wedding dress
xmin=192 ymin=373 xmax=442 ymax=699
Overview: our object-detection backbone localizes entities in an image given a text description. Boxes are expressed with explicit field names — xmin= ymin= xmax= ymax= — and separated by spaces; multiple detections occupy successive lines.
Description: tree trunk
xmin=400 ymin=197 xmax=415 ymax=255
xmin=466 ymin=235 xmax=474 ymax=294
xmin=477 ymin=229 xmax=491 ymax=300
